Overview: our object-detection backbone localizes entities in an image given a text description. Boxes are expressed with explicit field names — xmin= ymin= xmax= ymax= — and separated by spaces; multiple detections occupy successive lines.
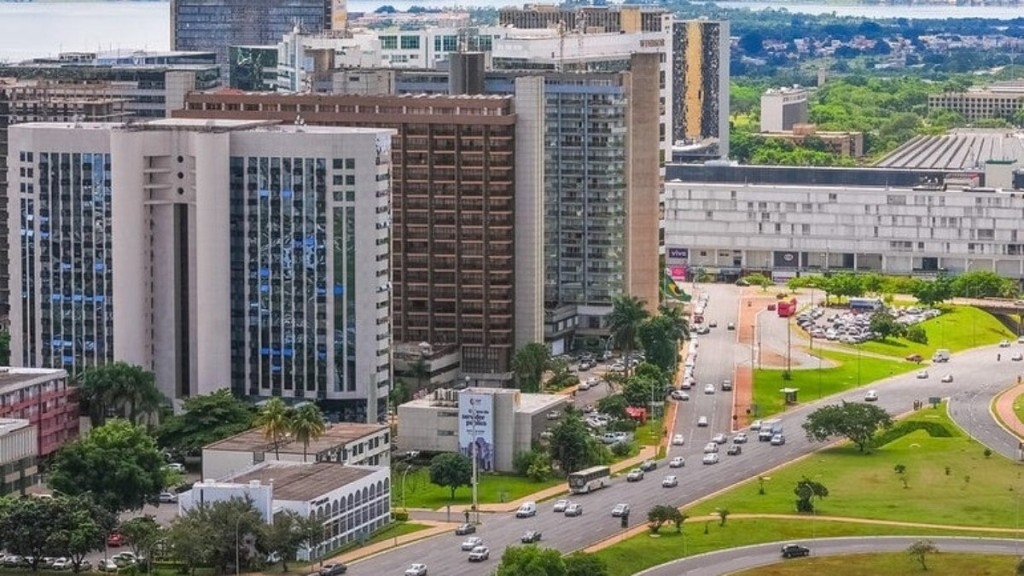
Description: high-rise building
xmin=672 ymin=19 xmax=730 ymax=159
xmin=174 ymin=93 xmax=541 ymax=379
xmin=760 ymin=86 xmax=809 ymax=133
xmin=8 ymin=119 xmax=393 ymax=423
xmin=171 ymin=0 xmax=333 ymax=73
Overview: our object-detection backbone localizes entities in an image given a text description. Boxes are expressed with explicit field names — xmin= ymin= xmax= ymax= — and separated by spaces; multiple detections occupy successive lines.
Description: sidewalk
xmin=993 ymin=382 xmax=1024 ymax=440
xmin=582 ymin=512 xmax=1024 ymax=554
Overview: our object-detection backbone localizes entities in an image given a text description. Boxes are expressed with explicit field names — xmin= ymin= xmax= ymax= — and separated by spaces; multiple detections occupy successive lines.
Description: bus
xmin=849 ymin=297 xmax=883 ymax=312
xmin=567 ymin=465 xmax=611 ymax=494
xmin=777 ymin=298 xmax=797 ymax=317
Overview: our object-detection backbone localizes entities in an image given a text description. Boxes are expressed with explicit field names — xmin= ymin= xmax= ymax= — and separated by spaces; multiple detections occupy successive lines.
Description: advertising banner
xmin=667 ymin=247 xmax=689 ymax=262
xmin=459 ymin=391 xmax=495 ymax=472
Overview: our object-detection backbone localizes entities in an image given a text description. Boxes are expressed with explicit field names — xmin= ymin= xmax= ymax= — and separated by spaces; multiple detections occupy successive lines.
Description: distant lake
xmin=1 ymin=1 xmax=1021 ymax=63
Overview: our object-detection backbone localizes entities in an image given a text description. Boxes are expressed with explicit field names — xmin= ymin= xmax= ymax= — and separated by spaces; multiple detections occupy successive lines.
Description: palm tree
xmin=607 ymin=295 xmax=650 ymax=375
xmin=76 ymin=362 xmax=165 ymax=428
xmin=659 ymin=304 xmax=690 ymax=343
xmin=511 ymin=343 xmax=550 ymax=393
xmin=406 ymin=358 xmax=432 ymax=393
xmin=255 ymin=397 xmax=292 ymax=458
xmin=291 ymin=403 xmax=326 ymax=462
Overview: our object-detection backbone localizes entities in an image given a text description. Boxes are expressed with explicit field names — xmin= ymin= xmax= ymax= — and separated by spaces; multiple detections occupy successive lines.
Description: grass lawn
xmin=635 ymin=418 xmax=664 ymax=446
xmin=836 ymin=305 xmax=1014 ymax=359
xmin=392 ymin=468 xmax=561 ymax=510
xmin=731 ymin=552 xmax=1017 ymax=576
xmin=752 ymin=349 xmax=915 ymax=417
xmin=326 ymin=521 xmax=430 ymax=556
xmin=1014 ymin=392 xmax=1024 ymax=430
xmin=592 ymin=518 xmax=1016 ymax=576
xmin=687 ymin=404 xmax=1024 ymax=529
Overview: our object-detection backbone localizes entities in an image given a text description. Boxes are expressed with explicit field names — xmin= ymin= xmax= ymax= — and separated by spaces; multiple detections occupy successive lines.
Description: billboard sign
xmin=667 ymin=247 xmax=689 ymax=262
xmin=459 ymin=391 xmax=495 ymax=472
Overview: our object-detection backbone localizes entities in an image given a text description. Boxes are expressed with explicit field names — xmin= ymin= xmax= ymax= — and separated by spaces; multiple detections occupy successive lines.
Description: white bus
xmin=567 ymin=465 xmax=611 ymax=494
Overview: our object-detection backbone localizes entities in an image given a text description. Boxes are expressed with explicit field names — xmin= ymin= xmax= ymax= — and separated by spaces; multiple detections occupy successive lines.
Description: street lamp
xmin=147 ymin=538 xmax=168 ymax=574
xmin=400 ymin=462 xmax=416 ymax=510
xmin=234 ymin=514 xmax=247 ymax=576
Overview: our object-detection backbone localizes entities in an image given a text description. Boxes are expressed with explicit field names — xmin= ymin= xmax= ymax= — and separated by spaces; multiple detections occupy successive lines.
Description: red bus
xmin=777 ymin=298 xmax=797 ymax=317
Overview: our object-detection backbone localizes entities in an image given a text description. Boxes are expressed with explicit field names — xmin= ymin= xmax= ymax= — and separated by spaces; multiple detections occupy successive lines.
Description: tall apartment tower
xmin=672 ymin=19 xmax=730 ymax=158
xmin=171 ymin=0 xmax=332 ymax=72
xmin=8 ymin=119 xmax=393 ymax=423
xmin=174 ymin=93 xmax=541 ymax=377
xmin=760 ymin=86 xmax=809 ymax=132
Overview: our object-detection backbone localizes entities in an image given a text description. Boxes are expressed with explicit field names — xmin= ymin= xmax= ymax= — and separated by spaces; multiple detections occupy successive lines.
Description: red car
xmin=107 ymin=533 xmax=124 ymax=547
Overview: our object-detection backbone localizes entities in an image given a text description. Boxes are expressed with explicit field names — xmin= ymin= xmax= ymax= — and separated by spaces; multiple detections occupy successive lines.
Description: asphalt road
xmin=352 ymin=286 xmax=1024 ymax=576
xmin=637 ymin=536 xmax=1024 ymax=576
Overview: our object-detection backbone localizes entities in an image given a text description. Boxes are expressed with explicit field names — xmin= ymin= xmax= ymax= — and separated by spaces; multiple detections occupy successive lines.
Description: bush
xmin=610 ymin=441 xmax=633 ymax=458
xmin=607 ymin=419 xmax=638 ymax=432
xmin=905 ymin=325 xmax=928 ymax=344
xmin=513 ymin=449 xmax=550 ymax=477
xmin=393 ymin=509 xmax=409 ymax=521
xmin=872 ymin=420 xmax=955 ymax=448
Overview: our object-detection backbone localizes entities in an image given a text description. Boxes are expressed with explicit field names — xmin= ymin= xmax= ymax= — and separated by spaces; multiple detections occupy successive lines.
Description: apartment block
xmin=760 ymin=86 xmax=809 ymax=132
xmin=8 ymin=119 xmax=392 ymax=423
xmin=174 ymin=92 xmax=539 ymax=378
xmin=0 ymin=367 xmax=77 ymax=459
xmin=928 ymin=82 xmax=1024 ymax=123
xmin=0 ymin=418 xmax=36 ymax=496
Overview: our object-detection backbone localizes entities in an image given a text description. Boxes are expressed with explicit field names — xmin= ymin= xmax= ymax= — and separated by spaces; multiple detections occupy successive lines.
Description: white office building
xmin=664 ymin=174 xmax=1024 ymax=281
xmin=8 ymin=119 xmax=394 ymax=423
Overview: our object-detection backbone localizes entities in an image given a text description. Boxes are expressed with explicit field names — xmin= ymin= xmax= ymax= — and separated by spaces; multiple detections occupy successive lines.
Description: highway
xmin=353 ymin=285 xmax=1024 ymax=576
xmin=637 ymin=536 xmax=1024 ymax=576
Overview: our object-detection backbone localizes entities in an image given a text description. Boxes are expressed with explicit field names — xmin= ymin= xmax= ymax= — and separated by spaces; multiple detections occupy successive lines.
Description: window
xmin=380 ymin=35 xmax=397 ymax=49
xmin=400 ymin=36 xmax=420 ymax=50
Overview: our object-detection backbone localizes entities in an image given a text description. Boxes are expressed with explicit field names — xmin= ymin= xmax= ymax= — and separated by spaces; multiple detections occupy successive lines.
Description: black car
xmin=319 ymin=563 xmax=348 ymax=576
xmin=455 ymin=523 xmax=476 ymax=536
xmin=639 ymin=459 xmax=658 ymax=472
xmin=781 ymin=544 xmax=811 ymax=558
xmin=521 ymin=530 xmax=542 ymax=543
xmin=726 ymin=445 xmax=742 ymax=456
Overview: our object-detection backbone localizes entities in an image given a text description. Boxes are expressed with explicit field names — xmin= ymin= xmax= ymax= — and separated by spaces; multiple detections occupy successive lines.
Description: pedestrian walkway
xmin=993 ymin=382 xmax=1024 ymax=440
xmin=582 ymin=512 xmax=1024 ymax=554
xmin=308 ymin=520 xmax=456 ymax=570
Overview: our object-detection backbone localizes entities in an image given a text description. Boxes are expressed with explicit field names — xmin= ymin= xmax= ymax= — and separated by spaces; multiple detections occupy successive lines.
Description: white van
xmin=515 ymin=502 xmax=537 ymax=518
xmin=932 ymin=349 xmax=950 ymax=363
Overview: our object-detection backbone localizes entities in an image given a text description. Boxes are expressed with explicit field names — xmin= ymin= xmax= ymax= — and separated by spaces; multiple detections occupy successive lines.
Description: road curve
xmin=636 ymin=536 xmax=1024 ymax=576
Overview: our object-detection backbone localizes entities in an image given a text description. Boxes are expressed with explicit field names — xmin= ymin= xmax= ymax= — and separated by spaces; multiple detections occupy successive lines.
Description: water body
xmin=0 ymin=1 xmax=1020 ymax=63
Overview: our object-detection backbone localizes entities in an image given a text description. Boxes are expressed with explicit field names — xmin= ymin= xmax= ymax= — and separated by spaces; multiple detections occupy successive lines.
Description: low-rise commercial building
xmin=397 ymin=387 xmax=567 ymax=473
xmin=202 ymin=422 xmax=390 ymax=481
xmin=180 ymin=461 xmax=390 ymax=560
xmin=0 ymin=367 xmax=77 ymax=458
xmin=0 ymin=418 xmax=37 ymax=496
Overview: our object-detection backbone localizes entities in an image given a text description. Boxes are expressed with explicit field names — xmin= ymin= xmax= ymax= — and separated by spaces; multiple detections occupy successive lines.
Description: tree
xmin=744 ymin=273 xmax=772 ymax=292
xmin=262 ymin=509 xmax=323 ymax=572
xmin=0 ymin=495 xmax=61 ymax=571
xmin=290 ymin=403 xmax=326 ymax=461
xmin=171 ymin=497 xmax=264 ymax=575
xmin=48 ymin=419 xmax=167 ymax=512
xmin=167 ymin=509 xmax=214 ymax=576
xmin=907 ymin=539 xmax=938 ymax=571
xmin=118 ymin=516 xmax=163 ymax=565
xmin=608 ymin=295 xmax=650 ymax=372
xmin=1016 ymin=556 xmax=1024 ymax=576
xmin=952 ymin=270 xmax=1017 ymax=298
xmin=48 ymin=496 xmax=117 ymax=573
xmin=622 ymin=375 xmax=661 ymax=409
xmin=545 ymin=359 xmax=579 ymax=391
xmin=403 ymin=357 xmax=432 ymax=394
xmin=802 ymin=401 xmax=894 ymax=453
xmin=794 ymin=476 xmax=829 ymax=513
xmin=715 ymin=507 xmax=730 ymax=526
xmin=647 ymin=504 xmax=683 ymax=534
xmin=512 ymin=343 xmax=551 ymax=393
xmin=564 ymin=552 xmax=608 ymax=576
xmin=639 ymin=313 xmax=686 ymax=373
xmin=597 ymin=394 xmax=628 ymax=420
xmin=894 ymin=464 xmax=909 ymax=489
xmin=912 ymin=275 xmax=953 ymax=306
xmin=905 ymin=325 xmax=928 ymax=345
xmin=156 ymin=390 xmax=255 ymax=457
xmin=254 ymin=397 xmax=292 ymax=459
xmin=549 ymin=413 xmax=606 ymax=475
xmin=77 ymin=362 xmax=166 ymax=429
xmin=869 ymin=309 xmax=906 ymax=341
xmin=496 ymin=545 xmax=567 ymax=576
xmin=0 ymin=328 xmax=9 ymax=365
xmin=428 ymin=452 xmax=472 ymax=502
xmin=829 ymin=272 xmax=865 ymax=301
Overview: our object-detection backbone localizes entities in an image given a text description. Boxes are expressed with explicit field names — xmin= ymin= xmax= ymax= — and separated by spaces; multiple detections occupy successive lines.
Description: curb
xmin=989 ymin=384 xmax=1024 ymax=442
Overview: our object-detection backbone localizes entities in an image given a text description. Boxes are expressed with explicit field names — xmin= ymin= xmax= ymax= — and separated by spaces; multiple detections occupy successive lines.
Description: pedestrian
xmin=998 ymin=353 xmax=1002 ymax=361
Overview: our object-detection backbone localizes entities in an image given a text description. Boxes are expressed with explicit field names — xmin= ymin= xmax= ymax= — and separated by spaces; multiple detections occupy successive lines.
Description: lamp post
xmin=400 ymin=462 xmax=415 ymax=510
xmin=234 ymin=515 xmax=244 ymax=576
xmin=147 ymin=538 xmax=168 ymax=574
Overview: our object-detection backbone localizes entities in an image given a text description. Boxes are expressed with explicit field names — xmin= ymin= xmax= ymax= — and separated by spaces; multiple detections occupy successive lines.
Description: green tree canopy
xmin=261 ymin=509 xmax=323 ymax=571
xmin=868 ymin=309 xmax=906 ymax=341
xmin=291 ymin=403 xmax=326 ymax=461
xmin=608 ymin=295 xmax=650 ymax=366
xmin=638 ymin=310 xmax=689 ymax=374
xmin=49 ymin=419 xmax=167 ymax=512
xmin=564 ymin=552 xmax=609 ymax=576
xmin=496 ymin=545 xmax=567 ymax=576
xmin=118 ymin=516 xmax=164 ymax=563
xmin=911 ymin=275 xmax=954 ymax=306
xmin=548 ymin=412 xmax=607 ymax=475
xmin=156 ymin=390 xmax=255 ymax=457
xmin=50 ymin=496 xmax=115 ymax=573
xmin=952 ymin=270 xmax=1017 ymax=298
xmin=428 ymin=452 xmax=473 ymax=502
xmin=77 ymin=362 xmax=166 ymax=428
xmin=254 ymin=397 xmax=293 ymax=459
xmin=512 ymin=343 xmax=551 ymax=393
xmin=802 ymin=401 xmax=894 ymax=453
xmin=794 ymin=476 xmax=829 ymax=513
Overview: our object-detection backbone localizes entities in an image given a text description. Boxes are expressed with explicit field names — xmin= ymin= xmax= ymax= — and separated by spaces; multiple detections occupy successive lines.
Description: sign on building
xmin=459 ymin=391 xmax=495 ymax=472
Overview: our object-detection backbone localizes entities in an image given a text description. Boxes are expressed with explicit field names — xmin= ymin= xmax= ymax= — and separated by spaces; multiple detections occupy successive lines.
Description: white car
xmin=733 ymin=432 xmax=748 ymax=444
xmin=461 ymin=537 xmax=483 ymax=551
xmin=165 ymin=463 xmax=185 ymax=473
xmin=552 ymin=499 xmax=569 ymax=513
xmin=697 ymin=416 xmax=709 ymax=427
xmin=704 ymin=384 xmax=715 ymax=395
xmin=864 ymin=390 xmax=879 ymax=402
xmin=671 ymin=390 xmax=690 ymax=401
xmin=1013 ymin=352 xmax=1024 ymax=362
xmin=702 ymin=453 xmax=720 ymax=465
xmin=703 ymin=442 xmax=719 ymax=454
xmin=672 ymin=434 xmax=685 ymax=446
xmin=669 ymin=456 xmax=686 ymax=468
xmin=941 ymin=374 xmax=954 ymax=383
xmin=611 ymin=503 xmax=630 ymax=517
xmin=467 ymin=546 xmax=489 ymax=562
xmin=662 ymin=475 xmax=679 ymax=488
xmin=712 ymin=433 xmax=728 ymax=444
xmin=916 ymin=370 xmax=929 ymax=379
xmin=405 ymin=564 xmax=428 ymax=576
xmin=749 ymin=420 xmax=763 ymax=431
xmin=771 ymin=434 xmax=786 ymax=446
xmin=1000 ymin=339 xmax=1012 ymax=348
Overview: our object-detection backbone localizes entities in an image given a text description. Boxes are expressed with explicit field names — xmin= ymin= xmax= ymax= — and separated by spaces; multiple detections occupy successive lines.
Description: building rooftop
xmin=0 ymin=367 xmax=68 ymax=394
xmin=224 ymin=462 xmax=379 ymax=502
xmin=874 ymin=129 xmax=1024 ymax=171
xmin=401 ymin=387 xmax=565 ymax=414
xmin=0 ymin=418 xmax=31 ymax=436
xmin=205 ymin=422 xmax=387 ymax=455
